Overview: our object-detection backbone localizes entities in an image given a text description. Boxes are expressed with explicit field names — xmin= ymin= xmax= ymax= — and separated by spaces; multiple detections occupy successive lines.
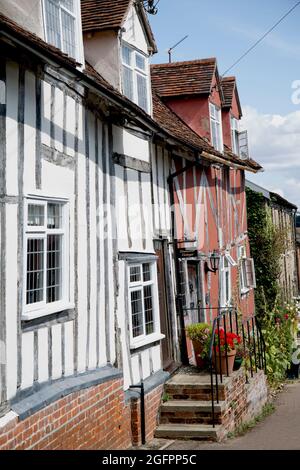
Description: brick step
xmin=165 ymin=375 xmax=226 ymax=401
xmin=155 ymin=423 xmax=221 ymax=441
xmin=160 ymin=400 xmax=226 ymax=425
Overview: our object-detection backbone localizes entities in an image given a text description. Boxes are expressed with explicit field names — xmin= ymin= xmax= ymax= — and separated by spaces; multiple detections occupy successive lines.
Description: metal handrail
xmin=207 ymin=308 xmax=266 ymax=427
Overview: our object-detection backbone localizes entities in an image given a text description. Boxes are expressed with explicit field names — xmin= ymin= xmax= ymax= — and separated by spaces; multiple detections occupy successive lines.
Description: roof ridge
xmin=151 ymin=58 xmax=217 ymax=68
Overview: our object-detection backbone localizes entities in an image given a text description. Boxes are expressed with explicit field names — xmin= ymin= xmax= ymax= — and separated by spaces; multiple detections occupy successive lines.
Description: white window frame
xmin=42 ymin=0 xmax=84 ymax=63
xmin=220 ymin=255 xmax=231 ymax=307
xmin=209 ymin=102 xmax=223 ymax=152
xmin=231 ymin=116 xmax=240 ymax=155
xmin=238 ymin=246 xmax=256 ymax=295
xmin=22 ymin=196 xmax=71 ymax=321
xmin=128 ymin=260 xmax=163 ymax=349
xmin=121 ymin=42 xmax=150 ymax=113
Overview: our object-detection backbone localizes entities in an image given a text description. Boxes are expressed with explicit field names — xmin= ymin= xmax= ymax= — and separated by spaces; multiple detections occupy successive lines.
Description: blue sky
xmin=149 ymin=0 xmax=300 ymax=207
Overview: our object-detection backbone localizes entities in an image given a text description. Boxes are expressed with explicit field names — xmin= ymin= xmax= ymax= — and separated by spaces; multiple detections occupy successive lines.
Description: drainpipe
xmin=129 ymin=382 xmax=146 ymax=445
xmin=167 ymin=152 xmax=203 ymax=365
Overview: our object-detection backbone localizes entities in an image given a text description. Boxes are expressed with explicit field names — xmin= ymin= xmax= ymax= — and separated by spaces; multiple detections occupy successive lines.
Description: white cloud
xmin=243 ymin=106 xmax=300 ymax=208
xmin=242 ymin=105 xmax=300 ymax=170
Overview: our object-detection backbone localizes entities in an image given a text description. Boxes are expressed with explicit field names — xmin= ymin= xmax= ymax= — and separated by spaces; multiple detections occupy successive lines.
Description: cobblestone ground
xmin=162 ymin=381 xmax=300 ymax=450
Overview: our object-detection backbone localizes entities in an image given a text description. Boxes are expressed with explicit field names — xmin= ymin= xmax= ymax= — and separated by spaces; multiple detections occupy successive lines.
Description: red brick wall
xmin=0 ymin=378 xmax=132 ymax=450
xmin=220 ymin=369 xmax=268 ymax=439
xmin=0 ymin=378 xmax=165 ymax=450
xmin=130 ymin=385 xmax=164 ymax=446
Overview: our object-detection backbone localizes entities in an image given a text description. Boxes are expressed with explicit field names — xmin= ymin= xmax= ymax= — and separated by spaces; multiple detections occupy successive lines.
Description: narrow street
xmin=164 ymin=381 xmax=300 ymax=450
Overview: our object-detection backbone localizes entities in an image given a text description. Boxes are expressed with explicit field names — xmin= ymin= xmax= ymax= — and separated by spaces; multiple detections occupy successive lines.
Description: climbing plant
xmin=246 ymin=188 xmax=286 ymax=316
xmin=246 ymin=187 xmax=296 ymax=384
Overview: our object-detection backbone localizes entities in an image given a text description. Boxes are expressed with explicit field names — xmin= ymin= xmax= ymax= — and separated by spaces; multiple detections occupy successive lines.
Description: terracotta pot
xmin=192 ymin=340 xmax=206 ymax=369
xmin=213 ymin=349 xmax=236 ymax=375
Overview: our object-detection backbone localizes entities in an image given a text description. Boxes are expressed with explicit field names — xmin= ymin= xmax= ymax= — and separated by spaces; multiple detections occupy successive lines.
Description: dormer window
xmin=231 ymin=116 xmax=240 ymax=155
xmin=209 ymin=103 xmax=223 ymax=152
xmin=43 ymin=0 xmax=82 ymax=61
xmin=122 ymin=43 xmax=149 ymax=112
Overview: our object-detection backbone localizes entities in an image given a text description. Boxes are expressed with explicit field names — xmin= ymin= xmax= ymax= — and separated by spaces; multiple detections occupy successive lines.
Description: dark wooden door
xmin=155 ymin=240 xmax=174 ymax=370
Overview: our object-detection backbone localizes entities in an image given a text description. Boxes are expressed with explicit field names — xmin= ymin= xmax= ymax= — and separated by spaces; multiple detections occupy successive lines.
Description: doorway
xmin=154 ymin=240 xmax=175 ymax=370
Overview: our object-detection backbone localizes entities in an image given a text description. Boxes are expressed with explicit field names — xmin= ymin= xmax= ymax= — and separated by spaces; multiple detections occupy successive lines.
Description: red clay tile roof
xmin=0 ymin=11 xmax=260 ymax=172
xmin=221 ymin=76 xmax=242 ymax=117
xmin=81 ymin=0 xmax=157 ymax=52
xmin=151 ymin=58 xmax=218 ymax=98
xmin=153 ymin=94 xmax=262 ymax=171
xmin=81 ymin=0 xmax=130 ymax=32
xmin=221 ymin=77 xmax=235 ymax=107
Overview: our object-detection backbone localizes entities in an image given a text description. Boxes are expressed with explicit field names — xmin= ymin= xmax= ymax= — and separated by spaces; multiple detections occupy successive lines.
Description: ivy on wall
xmin=246 ymin=187 xmax=296 ymax=384
xmin=246 ymin=187 xmax=286 ymax=315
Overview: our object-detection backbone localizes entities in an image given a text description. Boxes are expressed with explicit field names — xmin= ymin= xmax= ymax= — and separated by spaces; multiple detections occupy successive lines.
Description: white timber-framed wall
xmin=0 ymin=15 xmax=168 ymax=410
xmin=0 ymin=50 xmax=122 ymax=403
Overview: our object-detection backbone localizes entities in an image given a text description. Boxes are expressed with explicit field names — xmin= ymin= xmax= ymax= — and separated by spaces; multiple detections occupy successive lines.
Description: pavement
xmin=162 ymin=381 xmax=300 ymax=450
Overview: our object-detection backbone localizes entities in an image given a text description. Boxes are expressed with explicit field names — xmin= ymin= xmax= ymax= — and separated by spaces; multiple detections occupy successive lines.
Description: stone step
xmin=160 ymin=400 xmax=225 ymax=425
xmin=155 ymin=423 xmax=221 ymax=441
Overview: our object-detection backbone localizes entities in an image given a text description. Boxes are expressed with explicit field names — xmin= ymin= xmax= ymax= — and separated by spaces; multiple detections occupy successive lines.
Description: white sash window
xmin=43 ymin=0 xmax=81 ymax=61
xmin=122 ymin=43 xmax=150 ymax=112
xmin=231 ymin=116 xmax=240 ymax=155
xmin=128 ymin=261 xmax=162 ymax=348
xmin=210 ymin=102 xmax=223 ymax=152
xmin=23 ymin=198 xmax=70 ymax=320
xmin=238 ymin=246 xmax=256 ymax=294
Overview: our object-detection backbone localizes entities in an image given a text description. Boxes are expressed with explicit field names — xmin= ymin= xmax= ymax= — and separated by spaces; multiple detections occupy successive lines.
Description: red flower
xmin=284 ymin=314 xmax=289 ymax=320
xmin=214 ymin=328 xmax=241 ymax=352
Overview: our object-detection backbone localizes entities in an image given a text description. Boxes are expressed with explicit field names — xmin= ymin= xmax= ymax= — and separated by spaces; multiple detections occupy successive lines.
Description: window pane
xmin=47 ymin=203 xmax=62 ymax=229
xmin=45 ymin=0 xmax=61 ymax=49
xmin=122 ymin=66 xmax=134 ymax=100
xmin=143 ymin=285 xmax=154 ymax=335
xmin=26 ymin=238 xmax=44 ymax=304
xmin=28 ymin=204 xmax=45 ymax=227
xmin=131 ymin=290 xmax=144 ymax=338
xmin=211 ymin=121 xmax=218 ymax=149
xmin=122 ymin=45 xmax=131 ymax=66
xmin=61 ymin=0 xmax=74 ymax=12
xmin=136 ymin=53 xmax=146 ymax=71
xmin=61 ymin=9 xmax=75 ymax=57
xmin=130 ymin=266 xmax=141 ymax=283
xmin=47 ymin=234 xmax=62 ymax=303
xmin=137 ymin=74 xmax=148 ymax=111
xmin=142 ymin=263 xmax=151 ymax=282
xmin=225 ymin=272 xmax=229 ymax=303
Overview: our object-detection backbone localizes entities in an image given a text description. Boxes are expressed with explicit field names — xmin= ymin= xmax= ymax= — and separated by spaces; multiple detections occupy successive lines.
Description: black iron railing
xmin=207 ymin=308 xmax=266 ymax=427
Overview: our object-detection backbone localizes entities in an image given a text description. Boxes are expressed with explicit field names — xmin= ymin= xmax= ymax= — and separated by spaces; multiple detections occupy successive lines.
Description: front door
xmin=183 ymin=260 xmax=204 ymax=363
xmin=154 ymin=240 xmax=174 ymax=370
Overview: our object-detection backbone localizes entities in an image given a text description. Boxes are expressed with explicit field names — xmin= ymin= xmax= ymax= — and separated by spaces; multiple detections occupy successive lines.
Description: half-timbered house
xmin=0 ymin=0 xmax=264 ymax=450
xmin=151 ymin=60 xmax=262 ymax=366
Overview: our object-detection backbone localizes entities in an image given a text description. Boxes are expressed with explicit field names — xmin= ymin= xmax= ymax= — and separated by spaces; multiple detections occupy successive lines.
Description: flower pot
xmin=233 ymin=356 xmax=243 ymax=371
xmin=213 ymin=349 xmax=236 ymax=375
xmin=192 ymin=340 xmax=206 ymax=369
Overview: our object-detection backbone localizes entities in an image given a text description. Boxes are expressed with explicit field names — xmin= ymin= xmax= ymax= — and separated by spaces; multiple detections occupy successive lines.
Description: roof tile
xmin=151 ymin=58 xmax=217 ymax=97
xmin=81 ymin=0 xmax=130 ymax=32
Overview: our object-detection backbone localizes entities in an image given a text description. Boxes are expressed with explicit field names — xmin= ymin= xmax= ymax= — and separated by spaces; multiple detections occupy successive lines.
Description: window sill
xmin=130 ymin=333 xmax=165 ymax=351
xmin=22 ymin=302 xmax=75 ymax=321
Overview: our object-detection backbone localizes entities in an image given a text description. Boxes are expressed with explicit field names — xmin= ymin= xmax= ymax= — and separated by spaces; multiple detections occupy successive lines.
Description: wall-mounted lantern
xmin=205 ymin=250 xmax=221 ymax=274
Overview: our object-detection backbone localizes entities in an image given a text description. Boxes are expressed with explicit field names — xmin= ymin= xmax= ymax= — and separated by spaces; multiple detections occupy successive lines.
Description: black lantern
xmin=205 ymin=250 xmax=221 ymax=274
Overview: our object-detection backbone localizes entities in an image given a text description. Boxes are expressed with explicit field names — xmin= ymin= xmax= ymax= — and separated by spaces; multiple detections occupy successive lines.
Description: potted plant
xmin=213 ymin=328 xmax=241 ymax=375
xmin=186 ymin=323 xmax=212 ymax=368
